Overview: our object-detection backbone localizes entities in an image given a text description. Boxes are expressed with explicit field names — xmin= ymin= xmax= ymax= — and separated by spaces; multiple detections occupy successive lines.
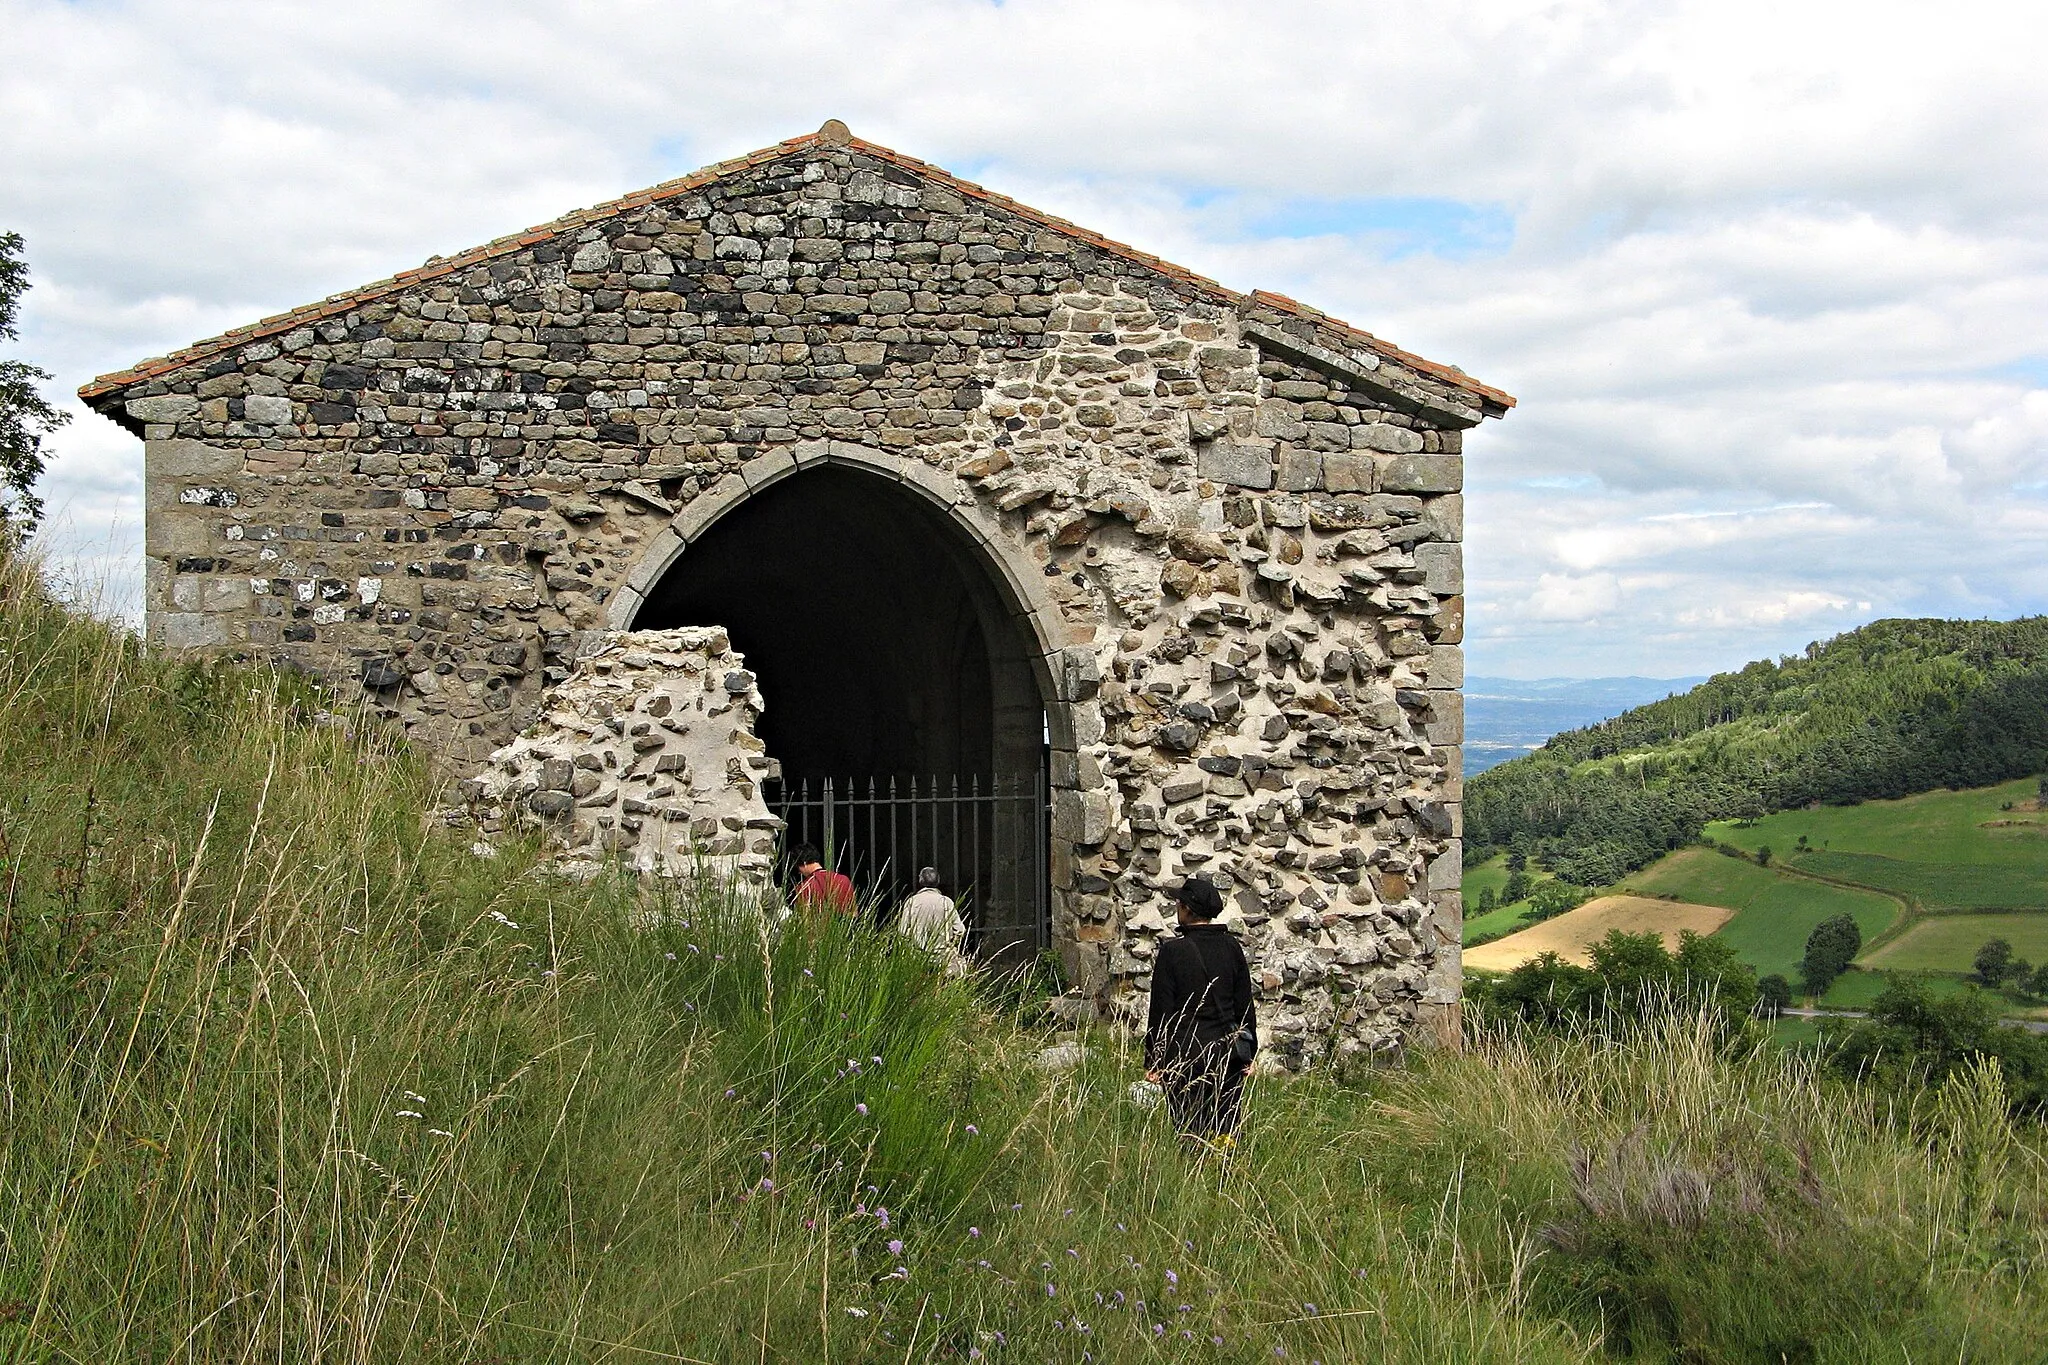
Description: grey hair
xmin=916 ymin=866 xmax=942 ymax=889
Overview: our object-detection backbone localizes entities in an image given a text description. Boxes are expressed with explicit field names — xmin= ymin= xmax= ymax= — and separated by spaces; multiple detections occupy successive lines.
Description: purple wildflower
xmin=887 ymin=1239 xmax=903 ymax=1256
xmin=856 ymin=1103 xmax=869 ymax=1116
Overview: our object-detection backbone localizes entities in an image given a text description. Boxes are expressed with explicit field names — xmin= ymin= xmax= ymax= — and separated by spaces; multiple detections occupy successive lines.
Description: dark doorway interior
xmin=633 ymin=465 xmax=1047 ymax=956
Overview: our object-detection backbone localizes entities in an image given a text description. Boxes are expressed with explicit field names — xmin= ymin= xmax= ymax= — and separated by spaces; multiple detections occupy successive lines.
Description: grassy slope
xmin=1458 ymin=855 xmax=1578 ymax=945
xmin=1500 ymin=781 xmax=2047 ymax=1010
xmin=1708 ymin=777 xmax=2048 ymax=910
xmin=1866 ymin=913 xmax=2048 ymax=972
xmin=6 ymin=564 xmax=2048 ymax=1361
xmin=1622 ymin=848 xmax=1899 ymax=982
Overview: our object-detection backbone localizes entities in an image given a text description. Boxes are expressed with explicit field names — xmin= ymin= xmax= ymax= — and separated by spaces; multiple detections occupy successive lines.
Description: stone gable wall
xmin=107 ymin=142 xmax=1486 ymax=1063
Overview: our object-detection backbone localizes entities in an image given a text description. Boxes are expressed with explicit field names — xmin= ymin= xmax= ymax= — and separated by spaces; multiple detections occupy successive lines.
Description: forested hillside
xmin=1466 ymin=617 xmax=2048 ymax=885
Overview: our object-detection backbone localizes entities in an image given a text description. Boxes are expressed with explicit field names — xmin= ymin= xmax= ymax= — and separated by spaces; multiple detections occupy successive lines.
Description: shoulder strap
xmin=1181 ymin=930 xmax=1244 ymax=1023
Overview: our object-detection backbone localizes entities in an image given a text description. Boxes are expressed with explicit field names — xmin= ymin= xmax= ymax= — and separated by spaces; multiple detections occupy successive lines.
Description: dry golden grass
xmin=1465 ymin=895 xmax=1734 ymax=971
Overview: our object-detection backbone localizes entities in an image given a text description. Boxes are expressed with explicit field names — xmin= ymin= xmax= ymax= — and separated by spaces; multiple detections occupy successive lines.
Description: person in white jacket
xmin=896 ymin=866 xmax=967 ymax=968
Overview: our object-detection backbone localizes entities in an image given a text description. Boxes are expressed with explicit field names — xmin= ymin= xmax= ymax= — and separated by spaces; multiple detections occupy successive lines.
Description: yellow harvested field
xmin=1464 ymin=895 xmax=1736 ymax=973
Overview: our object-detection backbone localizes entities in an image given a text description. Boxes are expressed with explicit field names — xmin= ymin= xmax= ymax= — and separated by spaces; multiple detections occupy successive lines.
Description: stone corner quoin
xmin=84 ymin=124 xmax=1512 ymax=1068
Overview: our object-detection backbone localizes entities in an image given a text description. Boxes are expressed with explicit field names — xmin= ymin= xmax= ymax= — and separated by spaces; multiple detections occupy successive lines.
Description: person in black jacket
xmin=1143 ymin=876 xmax=1257 ymax=1140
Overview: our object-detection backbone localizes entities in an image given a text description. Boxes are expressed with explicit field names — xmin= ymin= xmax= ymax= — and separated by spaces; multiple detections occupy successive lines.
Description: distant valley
xmin=1463 ymin=675 xmax=1705 ymax=773
xmin=1461 ymin=616 xmax=2048 ymax=1024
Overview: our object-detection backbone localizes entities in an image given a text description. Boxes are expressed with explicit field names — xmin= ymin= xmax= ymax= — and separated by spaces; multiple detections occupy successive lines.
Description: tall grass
xmin=3 ymin=554 xmax=2045 ymax=1362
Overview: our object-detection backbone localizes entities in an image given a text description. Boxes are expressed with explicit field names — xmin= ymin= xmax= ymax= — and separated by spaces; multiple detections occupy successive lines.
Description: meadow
xmin=6 ymin=560 xmax=2048 ymax=1361
xmin=1864 ymin=913 xmax=2048 ymax=974
xmin=1457 ymin=857 xmax=1578 ymax=944
xmin=1465 ymin=778 xmax=2048 ymax=1015
xmin=1620 ymin=849 xmax=1899 ymax=983
xmin=1707 ymin=779 xmax=2048 ymax=911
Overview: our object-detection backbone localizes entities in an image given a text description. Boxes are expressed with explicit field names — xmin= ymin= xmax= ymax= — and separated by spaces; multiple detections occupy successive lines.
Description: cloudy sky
xmin=5 ymin=0 xmax=2045 ymax=678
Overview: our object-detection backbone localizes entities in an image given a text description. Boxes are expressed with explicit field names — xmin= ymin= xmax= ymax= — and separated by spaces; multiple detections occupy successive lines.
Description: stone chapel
xmin=83 ymin=121 xmax=1513 ymax=1064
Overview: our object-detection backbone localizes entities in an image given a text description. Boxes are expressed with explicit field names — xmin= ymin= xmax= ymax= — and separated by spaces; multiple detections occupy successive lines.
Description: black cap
xmin=1174 ymin=876 xmax=1224 ymax=920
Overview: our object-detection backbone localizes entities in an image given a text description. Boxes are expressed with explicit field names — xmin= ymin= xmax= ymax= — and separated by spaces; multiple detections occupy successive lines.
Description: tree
xmin=1476 ymin=885 xmax=1498 ymax=913
xmin=0 ymin=233 xmax=68 ymax=537
xmin=1526 ymin=878 xmax=1586 ymax=922
xmin=1756 ymin=845 xmax=1773 ymax=866
xmin=1800 ymin=914 xmax=1862 ymax=996
xmin=1470 ymin=929 xmax=1758 ymax=1036
xmin=1828 ymin=977 xmax=2048 ymax=1117
xmin=2029 ymin=962 xmax=2048 ymax=999
xmin=1974 ymin=938 xmax=2015 ymax=988
xmin=2009 ymin=958 xmax=2034 ymax=994
xmin=1757 ymin=974 xmax=1792 ymax=1018
xmin=1501 ymin=869 xmax=1532 ymax=905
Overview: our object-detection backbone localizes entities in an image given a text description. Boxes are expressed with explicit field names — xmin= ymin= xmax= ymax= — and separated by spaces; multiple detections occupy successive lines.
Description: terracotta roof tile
xmin=81 ymin=129 xmax=1513 ymax=413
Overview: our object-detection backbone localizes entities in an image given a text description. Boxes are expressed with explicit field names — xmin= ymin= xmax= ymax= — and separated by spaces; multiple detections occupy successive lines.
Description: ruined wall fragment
xmin=461 ymin=629 xmax=779 ymax=879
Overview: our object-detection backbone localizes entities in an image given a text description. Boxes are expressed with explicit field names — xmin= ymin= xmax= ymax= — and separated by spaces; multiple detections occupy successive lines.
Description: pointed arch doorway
xmin=627 ymin=457 xmax=1053 ymax=962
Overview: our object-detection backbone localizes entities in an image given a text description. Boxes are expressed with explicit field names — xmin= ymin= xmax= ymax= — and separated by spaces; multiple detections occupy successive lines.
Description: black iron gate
xmin=766 ymin=769 xmax=1049 ymax=963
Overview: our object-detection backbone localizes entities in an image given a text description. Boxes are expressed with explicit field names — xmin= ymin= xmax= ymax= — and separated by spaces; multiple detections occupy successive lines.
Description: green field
xmin=1791 ymin=849 xmax=2048 ymax=911
xmin=1768 ymin=1014 xmax=1825 ymax=1047
xmin=23 ymin=562 xmax=2048 ymax=1358
xmin=1817 ymin=967 xmax=1890 ymax=1009
xmin=1863 ymin=912 xmax=2048 ymax=973
xmin=1463 ymin=901 xmax=1536 ymax=943
xmin=1459 ymin=855 xmax=1584 ymax=945
xmin=1462 ymin=855 xmax=1513 ymax=905
xmin=1621 ymin=848 xmax=1899 ymax=982
xmin=1708 ymin=777 xmax=2048 ymax=911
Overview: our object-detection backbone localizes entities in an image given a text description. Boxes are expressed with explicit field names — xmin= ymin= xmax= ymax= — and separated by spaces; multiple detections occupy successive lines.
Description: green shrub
xmin=1757 ymin=973 xmax=1793 ymax=1017
xmin=1800 ymin=913 xmax=1863 ymax=995
xmin=1468 ymin=929 xmax=1758 ymax=1035
xmin=1524 ymin=878 xmax=1587 ymax=922
xmin=1975 ymin=936 xmax=2016 ymax=986
xmin=1827 ymin=977 xmax=2048 ymax=1117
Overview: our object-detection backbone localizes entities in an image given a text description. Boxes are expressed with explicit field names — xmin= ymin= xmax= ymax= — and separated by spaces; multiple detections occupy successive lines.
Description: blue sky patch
xmin=1518 ymin=474 xmax=1603 ymax=492
xmin=1238 ymin=194 xmax=1514 ymax=260
xmin=1983 ymin=355 xmax=2048 ymax=389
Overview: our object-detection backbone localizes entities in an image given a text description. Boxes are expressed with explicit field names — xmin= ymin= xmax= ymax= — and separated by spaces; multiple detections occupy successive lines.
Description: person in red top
xmin=790 ymin=844 xmax=857 ymax=917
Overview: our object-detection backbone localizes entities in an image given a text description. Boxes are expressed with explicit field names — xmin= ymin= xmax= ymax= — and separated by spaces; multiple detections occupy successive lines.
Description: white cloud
xmin=1525 ymin=572 xmax=1623 ymax=622
xmin=3 ymin=0 xmax=2045 ymax=675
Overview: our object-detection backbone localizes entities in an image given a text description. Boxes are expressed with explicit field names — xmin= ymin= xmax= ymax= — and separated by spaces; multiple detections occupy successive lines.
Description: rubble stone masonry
xmin=86 ymin=123 xmax=1512 ymax=1066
